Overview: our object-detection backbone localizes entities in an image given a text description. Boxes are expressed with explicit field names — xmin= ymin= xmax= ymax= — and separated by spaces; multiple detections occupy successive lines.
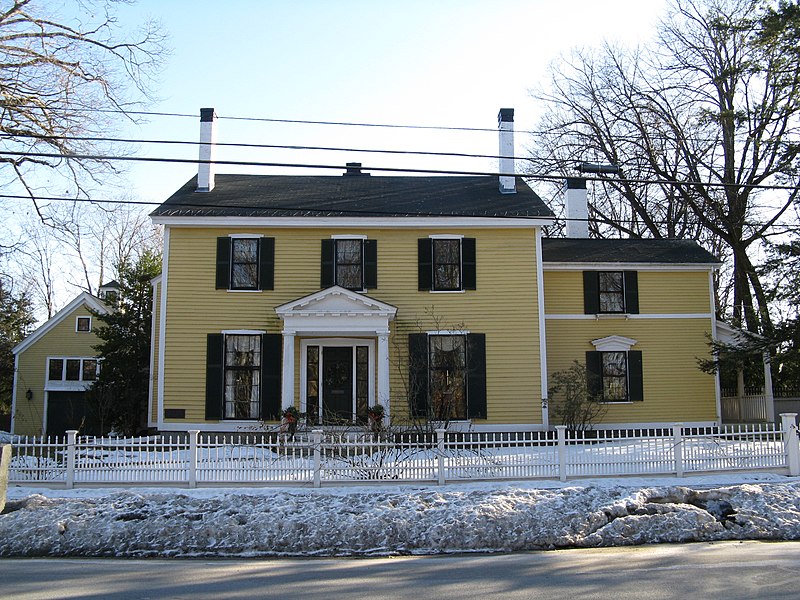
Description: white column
xmin=282 ymin=331 xmax=296 ymax=410
xmin=764 ymin=351 xmax=775 ymax=422
xmin=377 ymin=331 xmax=390 ymax=420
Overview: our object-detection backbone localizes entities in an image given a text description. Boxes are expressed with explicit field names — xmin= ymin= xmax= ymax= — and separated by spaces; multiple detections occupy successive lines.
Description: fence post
xmin=780 ymin=413 xmax=800 ymax=476
xmin=65 ymin=430 xmax=77 ymax=489
xmin=188 ymin=430 xmax=199 ymax=488
xmin=556 ymin=426 xmax=567 ymax=482
xmin=312 ymin=429 xmax=322 ymax=488
xmin=436 ymin=428 xmax=446 ymax=485
xmin=672 ymin=423 xmax=684 ymax=477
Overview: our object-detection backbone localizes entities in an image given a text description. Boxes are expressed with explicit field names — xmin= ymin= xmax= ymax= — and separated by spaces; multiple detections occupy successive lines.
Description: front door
xmin=322 ymin=346 xmax=353 ymax=423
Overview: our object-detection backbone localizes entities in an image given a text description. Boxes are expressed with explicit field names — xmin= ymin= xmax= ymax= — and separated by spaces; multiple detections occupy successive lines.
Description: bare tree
xmin=0 ymin=0 xmax=167 ymax=228
xmin=529 ymin=0 xmax=800 ymax=333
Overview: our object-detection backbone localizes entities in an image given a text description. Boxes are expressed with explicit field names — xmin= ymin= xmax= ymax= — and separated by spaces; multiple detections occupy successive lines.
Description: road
xmin=1 ymin=541 xmax=799 ymax=599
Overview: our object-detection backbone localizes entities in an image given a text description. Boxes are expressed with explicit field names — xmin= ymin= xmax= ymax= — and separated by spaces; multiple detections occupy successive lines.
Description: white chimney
xmin=197 ymin=107 xmax=217 ymax=192
xmin=498 ymin=108 xmax=515 ymax=194
xmin=565 ymin=177 xmax=589 ymax=238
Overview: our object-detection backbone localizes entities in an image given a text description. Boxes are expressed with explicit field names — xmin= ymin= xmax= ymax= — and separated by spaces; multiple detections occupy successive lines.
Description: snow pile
xmin=3 ymin=476 xmax=800 ymax=557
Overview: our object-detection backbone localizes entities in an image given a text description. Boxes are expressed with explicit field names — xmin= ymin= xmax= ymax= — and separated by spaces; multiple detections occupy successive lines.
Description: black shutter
xmin=260 ymin=334 xmax=283 ymax=420
xmin=408 ymin=333 xmax=429 ymax=418
xmin=259 ymin=237 xmax=275 ymax=291
xmin=418 ymin=239 xmax=432 ymax=291
xmin=205 ymin=334 xmax=224 ymax=420
xmin=585 ymin=351 xmax=603 ymax=399
xmin=215 ymin=238 xmax=231 ymax=290
xmin=624 ymin=271 xmax=639 ymax=314
xmin=364 ymin=239 xmax=378 ymax=289
xmin=466 ymin=333 xmax=487 ymax=419
xmin=462 ymin=238 xmax=476 ymax=290
xmin=321 ymin=240 xmax=335 ymax=288
xmin=583 ymin=271 xmax=600 ymax=314
xmin=628 ymin=350 xmax=644 ymax=401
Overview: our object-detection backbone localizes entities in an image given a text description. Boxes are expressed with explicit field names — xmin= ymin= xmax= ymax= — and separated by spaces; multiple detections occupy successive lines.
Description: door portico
xmin=275 ymin=286 xmax=397 ymax=422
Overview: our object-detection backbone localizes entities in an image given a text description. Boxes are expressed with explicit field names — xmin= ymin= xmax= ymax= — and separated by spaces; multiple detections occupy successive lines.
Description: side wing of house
xmin=153 ymin=224 xmax=547 ymax=432
xmin=12 ymin=293 xmax=108 ymax=436
xmin=542 ymin=239 xmax=721 ymax=428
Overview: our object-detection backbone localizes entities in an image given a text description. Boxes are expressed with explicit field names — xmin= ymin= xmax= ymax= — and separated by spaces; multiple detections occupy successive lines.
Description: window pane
xmin=306 ymin=346 xmax=319 ymax=425
xmin=429 ymin=335 xmax=467 ymax=420
xmin=602 ymin=352 xmax=627 ymax=401
xmin=76 ymin=317 xmax=90 ymax=332
xmin=82 ymin=360 xmax=98 ymax=381
xmin=335 ymin=240 xmax=363 ymax=289
xmin=432 ymin=239 xmax=461 ymax=291
xmin=230 ymin=239 xmax=258 ymax=289
xmin=65 ymin=359 xmax=81 ymax=381
xmin=356 ymin=346 xmax=369 ymax=422
xmin=224 ymin=335 xmax=261 ymax=419
xmin=599 ymin=272 xmax=624 ymax=312
xmin=48 ymin=359 xmax=64 ymax=381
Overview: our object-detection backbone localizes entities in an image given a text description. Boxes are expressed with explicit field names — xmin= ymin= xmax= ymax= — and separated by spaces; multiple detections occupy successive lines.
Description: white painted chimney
xmin=197 ymin=107 xmax=217 ymax=192
xmin=565 ymin=177 xmax=589 ymax=238
xmin=498 ymin=108 xmax=516 ymax=194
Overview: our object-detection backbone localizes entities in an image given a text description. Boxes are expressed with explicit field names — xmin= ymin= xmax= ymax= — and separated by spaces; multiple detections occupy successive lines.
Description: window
xmin=586 ymin=350 xmax=643 ymax=402
xmin=76 ymin=316 xmax=91 ymax=332
xmin=215 ymin=237 xmax=275 ymax=291
xmin=429 ymin=335 xmax=467 ymax=420
xmin=583 ymin=271 xmax=639 ymax=314
xmin=320 ymin=238 xmax=377 ymax=290
xmin=205 ymin=333 xmax=282 ymax=421
xmin=418 ymin=237 xmax=476 ymax=291
xmin=223 ymin=334 xmax=261 ymax=419
xmin=47 ymin=357 xmax=99 ymax=382
xmin=231 ymin=238 xmax=259 ymax=290
xmin=408 ymin=333 xmax=486 ymax=420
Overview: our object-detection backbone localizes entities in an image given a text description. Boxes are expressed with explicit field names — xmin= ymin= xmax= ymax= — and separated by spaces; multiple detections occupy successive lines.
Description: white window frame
xmin=45 ymin=356 xmax=100 ymax=392
xmin=75 ymin=316 xmax=92 ymax=332
xmin=428 ymin=234 xmax=464 ymax=293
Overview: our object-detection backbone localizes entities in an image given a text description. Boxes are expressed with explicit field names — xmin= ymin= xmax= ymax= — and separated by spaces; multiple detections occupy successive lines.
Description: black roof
xmin=541 ymin=238 xmax=720 ymax=264
xmin=151 ymin=174 xmax=554 ymax=219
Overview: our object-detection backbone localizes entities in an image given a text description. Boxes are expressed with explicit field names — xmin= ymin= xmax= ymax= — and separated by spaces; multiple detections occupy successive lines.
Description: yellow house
xmin=148 ymin=108 xmax=722 ymax=432
xmin=11 ymin=292 xmax=108 ymax=436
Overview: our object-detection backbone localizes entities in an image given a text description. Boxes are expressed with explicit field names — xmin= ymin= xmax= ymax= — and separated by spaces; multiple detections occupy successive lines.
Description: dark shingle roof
xmin=541 ymin=238 xmax=720 ymax=264
xmin=151 ymin=174 xmax=553 ymax=219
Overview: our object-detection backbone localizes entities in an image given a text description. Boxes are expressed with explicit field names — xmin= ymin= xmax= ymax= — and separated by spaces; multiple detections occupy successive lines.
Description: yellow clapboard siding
xmin=546 ymin=318 xmax=717 ymax=423
xmin=13 ymin=301 xmax=101 ymax=436
xmin=160 ymin=226 xmax=543 ymax=425
xmin=544 ymin=270 xmax=712 ymax=315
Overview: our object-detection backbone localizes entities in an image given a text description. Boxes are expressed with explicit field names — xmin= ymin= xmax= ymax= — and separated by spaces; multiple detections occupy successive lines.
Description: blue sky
xmin=111 ymin=0 xmax=668 ymax=202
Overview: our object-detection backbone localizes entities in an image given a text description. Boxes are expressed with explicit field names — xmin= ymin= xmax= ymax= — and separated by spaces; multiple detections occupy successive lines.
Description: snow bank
xmin=3 ymin=476 xmax=800 ymax=557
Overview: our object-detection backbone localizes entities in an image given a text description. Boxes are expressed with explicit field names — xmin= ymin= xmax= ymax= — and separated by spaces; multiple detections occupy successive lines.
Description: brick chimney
xmin=498 ymin=108 xmax=516 ymax=194
xmin=197 ymin=107 xmax=217 ymax=192
xmin=565 ymin=177 xmax=589 ymax=238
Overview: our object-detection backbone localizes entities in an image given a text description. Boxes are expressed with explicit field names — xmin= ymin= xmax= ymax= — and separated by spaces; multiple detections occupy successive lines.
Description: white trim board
xmin=543 ymin=262 xmax=719 ymax=271
xmin=545 ymin=313 xmax=713 ymax=320
xmin=13 ymin=292 xmax=108 ymax=355
xmin=152 ymin=216 xmax=553 ymax=228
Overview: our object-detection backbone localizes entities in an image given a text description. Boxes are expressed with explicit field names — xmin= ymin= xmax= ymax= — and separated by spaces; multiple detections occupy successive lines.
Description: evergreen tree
xmin=0 ymin=280 xmax=36 ymax=416
xmin=87 ymin=251 xmax=161 ymax=434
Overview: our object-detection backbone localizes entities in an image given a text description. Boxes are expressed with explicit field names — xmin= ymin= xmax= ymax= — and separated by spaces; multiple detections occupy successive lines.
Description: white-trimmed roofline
xmin=13 ymin=292 xmax=109 ymax=355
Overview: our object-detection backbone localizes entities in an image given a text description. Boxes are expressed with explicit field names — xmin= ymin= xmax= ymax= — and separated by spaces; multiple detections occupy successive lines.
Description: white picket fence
xmin=7 ymin=414 xmax=800 ymax=488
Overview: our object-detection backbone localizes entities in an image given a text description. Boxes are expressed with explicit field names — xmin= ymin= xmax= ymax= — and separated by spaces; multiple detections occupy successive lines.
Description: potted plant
xmin=281 ymin=406 xmax=301 ymax=438
xmin=367 ymin=404 xmax=384 ymax=433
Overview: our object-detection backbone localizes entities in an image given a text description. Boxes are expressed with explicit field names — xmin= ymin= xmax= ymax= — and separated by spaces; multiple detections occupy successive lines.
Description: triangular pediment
xmin=276 ymin=286 xmax=397 ymax=318
xmin=591 ymin=335 xmax=637 ymax=352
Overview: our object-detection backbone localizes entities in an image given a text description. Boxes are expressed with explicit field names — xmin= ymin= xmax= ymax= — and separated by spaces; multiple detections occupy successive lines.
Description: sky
xmin=109 ymin=0 xmax=669 ymax=203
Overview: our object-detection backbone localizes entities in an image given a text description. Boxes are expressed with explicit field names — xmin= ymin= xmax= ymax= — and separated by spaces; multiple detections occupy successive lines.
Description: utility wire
xmin=2 ymin=149 xmax=798 ymax=192
xmin=1 ymin=192 xmax=796 ymax=231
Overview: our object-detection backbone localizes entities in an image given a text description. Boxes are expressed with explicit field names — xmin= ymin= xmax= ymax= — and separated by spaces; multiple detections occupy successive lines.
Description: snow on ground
xmin=3 ymin=474 xmax=800 ymax=557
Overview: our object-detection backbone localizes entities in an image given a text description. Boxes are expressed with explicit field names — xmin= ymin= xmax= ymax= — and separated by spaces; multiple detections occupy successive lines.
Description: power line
xmin=1 ymin=192 xmax=796 ymax=231
xmin=1 ymin=149 xmax=798 ymax=192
